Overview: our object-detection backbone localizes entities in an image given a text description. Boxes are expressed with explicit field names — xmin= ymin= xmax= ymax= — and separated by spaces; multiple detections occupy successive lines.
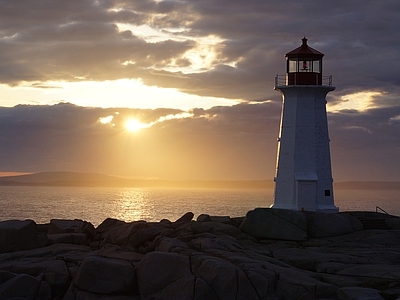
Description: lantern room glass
xmin=313 ymin=60 xmax=321 ymax=73
xmin=287 ymin=58 xmax=321 ymax=73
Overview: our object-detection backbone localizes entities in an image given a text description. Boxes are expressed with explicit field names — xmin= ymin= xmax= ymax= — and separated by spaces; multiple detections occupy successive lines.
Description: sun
xmin=125 ymin=118 xmax=147 ymax=132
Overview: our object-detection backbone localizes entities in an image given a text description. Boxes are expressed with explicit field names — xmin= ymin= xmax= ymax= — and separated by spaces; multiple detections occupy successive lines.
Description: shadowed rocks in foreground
xmin=0 ymin=209 xmax=400 ymax=299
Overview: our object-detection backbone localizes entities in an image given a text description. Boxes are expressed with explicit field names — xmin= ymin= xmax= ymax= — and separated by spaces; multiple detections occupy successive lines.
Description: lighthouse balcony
xmin=275 ymin=74 xmax=332 ymax=88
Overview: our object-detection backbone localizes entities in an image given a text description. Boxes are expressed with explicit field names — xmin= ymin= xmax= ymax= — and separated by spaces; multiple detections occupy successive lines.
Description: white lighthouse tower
xmin=272 ymin=37 xmax=338 ymax=212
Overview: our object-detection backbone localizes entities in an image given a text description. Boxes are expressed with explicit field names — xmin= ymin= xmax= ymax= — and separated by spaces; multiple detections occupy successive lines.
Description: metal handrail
xmin=376 ymin=206 xmax=389 ymax=215
xmin=322 ymin=75 xmax=332 ymax=86
xmin=275 ymin=74 xmax=286 ymax=87
xmin=274 ymin=74 xmax=333 ymax=87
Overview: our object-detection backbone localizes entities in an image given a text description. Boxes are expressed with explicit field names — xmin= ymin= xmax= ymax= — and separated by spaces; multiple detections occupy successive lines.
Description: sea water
xmin=0 ymin=186 xmax=399 ymax=226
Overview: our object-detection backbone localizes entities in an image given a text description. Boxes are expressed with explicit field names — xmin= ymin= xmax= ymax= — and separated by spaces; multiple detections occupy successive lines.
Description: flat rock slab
xmin=74 ymin=255 xmax=137 ymax=294
xmin=0 ymin=272 xmax=51 ymax=299
xmin=305 ymin=211 xmax=363 ymax=238
xmin=137 ymin=252 xmax=194 ymax=299
xmin=240 ymin=208 xmax=307 ymax=241
xmin=0 ymin=219 xmax=47 ymax=252
xmin=337 ymin=287 xmax=385 ymax=300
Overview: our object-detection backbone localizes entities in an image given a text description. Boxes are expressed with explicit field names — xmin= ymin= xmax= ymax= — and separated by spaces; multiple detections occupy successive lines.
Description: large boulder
xmin=0 ymin=272 xmax=51 ymax=299
xmin=47 ymin=233 xmax=87 ymax=245
xmin=73 ymin=255 xmax=137 ymax=294
xmin=337 ymin=287 xmax=385 ymax=300
xmin=191 ymin=254 xmax=261 ymax=299
xmin=197 ymin=214 xmax=212 ymax=222
xmin=93 ymin=244 xmax=144 ymax=262
xmin=156 ymin=237 xmax=190 ymax=253
xmin=49 ymin=219 xmax=96 ymax=237
xmin=336 ymin=264 xmax=400 ymax=281
xmin=0 ymin=244 xmax=92 ymax=298
xmin=305 ymin=212 xmax=363 ymax=238
xmin=386 ymin=215 xmax=400 ymax=230
xmin=137 ymin=252 xmax=195 ymax=299
xmin=240 ymin=208 xmax=307 ymax=241
xmin=0 ymin=219 xmax=47 ymax=252
xmin=0 ymin=253 xmax=70 ymax=297
xmin=191 ymin=221 xmax=244 ymax=238
xmin=100 ymin=220 xmax=171 ymax=251
xmin=128 ymin=226 xmax=162 ymax=248
xmin=235 ymin=262 xmax=277 ymax=299
xmin=101 ymin=221 xmax=147 ymax=246
xmin=95 ymin=218 xmax=127 ymax=235
xmin=174 ymin=212 xmax=194 ymax=224
xmin=275 ymin=266 xmax=338 ymax=299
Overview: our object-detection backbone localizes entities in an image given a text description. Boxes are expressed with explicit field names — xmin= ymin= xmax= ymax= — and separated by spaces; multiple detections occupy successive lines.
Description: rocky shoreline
xmin=1 ymin=209 xmax=400 ymax=300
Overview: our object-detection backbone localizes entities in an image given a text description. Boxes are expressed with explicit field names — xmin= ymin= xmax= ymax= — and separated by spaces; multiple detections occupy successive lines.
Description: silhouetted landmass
xmin=0 ymin=172 xmax=273 ymax=189
xmin=334 ymin=181 xmax=400 ymax=190
xmin=0 ymin=172 xmax=399 ymax=190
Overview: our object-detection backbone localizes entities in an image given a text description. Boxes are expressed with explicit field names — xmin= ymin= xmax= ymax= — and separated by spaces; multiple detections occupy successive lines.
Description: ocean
xmin=0 ymin=186 xmax=399 ymax=227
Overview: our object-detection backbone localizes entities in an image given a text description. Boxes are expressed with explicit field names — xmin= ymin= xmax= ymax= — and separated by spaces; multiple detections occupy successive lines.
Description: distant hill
xmin=334 ymin=181 xmax=400 ymax=190
xmin=0 ymin=172 xmax=274 ymax=189
xmin=0 ymin=172 xmax=399 ymax=190
xmin=0 ymin=172 xmax=116 ymax=183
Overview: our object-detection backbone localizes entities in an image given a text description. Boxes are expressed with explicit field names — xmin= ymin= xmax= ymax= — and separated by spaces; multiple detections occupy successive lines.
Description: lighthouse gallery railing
xmin=275 ymin=74 xmax=333 ymax=88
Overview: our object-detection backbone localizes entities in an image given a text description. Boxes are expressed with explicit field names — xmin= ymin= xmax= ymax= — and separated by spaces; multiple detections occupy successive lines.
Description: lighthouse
xmin=272 ymin=37 xmax=338 ymax=212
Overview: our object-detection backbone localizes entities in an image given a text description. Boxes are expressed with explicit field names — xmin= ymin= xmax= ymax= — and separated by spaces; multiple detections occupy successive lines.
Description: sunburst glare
xmin=125 ymin=118 xmax=149 ymax=132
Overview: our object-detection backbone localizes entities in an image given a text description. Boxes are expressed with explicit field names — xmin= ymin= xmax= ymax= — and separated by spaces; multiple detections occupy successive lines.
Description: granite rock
xmin=174 ymin=212 xmax=194 ymax=223
xmin=337 ymin=287 xmax=385 ymax=300
xmin=305 ymin=211 xmax=363 ymax=238
xmin=240 ymin=208 xmax=307 ymax=241
xmin=0 ymin=219 xmax=47 ymax=252
xmin=0 ymin=272 xmax=51 ymax=299
xmin=137 ymin=252 xmax=195 ymax=299
xmin=49 ymin=219 xmax=96 ymax=237
xmin=74 ymin=255 xmax=137 ymax=294
xmin=0 ymin=212 xmax=399 ymax=299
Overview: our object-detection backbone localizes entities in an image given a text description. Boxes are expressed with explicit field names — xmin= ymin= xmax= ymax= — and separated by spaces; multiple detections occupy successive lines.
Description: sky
xmin=0 ymin=0 xmax=400 ymax=182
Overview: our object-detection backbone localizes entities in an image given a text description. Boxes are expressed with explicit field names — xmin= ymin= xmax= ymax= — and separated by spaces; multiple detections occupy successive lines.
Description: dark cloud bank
xmin=1 ymin=102 xmax=399 ymax=181
xmin=1 ymin=0 xmax=400 ymax=100
xmin=0 ymin=0 xmax=400 ymax=181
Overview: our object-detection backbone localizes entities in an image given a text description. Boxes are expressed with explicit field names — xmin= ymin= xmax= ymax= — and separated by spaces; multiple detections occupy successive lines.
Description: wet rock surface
xmin=0 ymin=209 xmax=399 ymax=299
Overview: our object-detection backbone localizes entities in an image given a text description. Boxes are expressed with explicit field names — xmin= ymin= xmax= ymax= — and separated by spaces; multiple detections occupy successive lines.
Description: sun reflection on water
xmin=112 ymin=189 xmax=155 ymax=222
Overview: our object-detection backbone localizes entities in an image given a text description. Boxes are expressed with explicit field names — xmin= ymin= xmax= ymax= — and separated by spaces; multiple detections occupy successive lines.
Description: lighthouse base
xmin=315 ymin=205 xmax=339 ymax=213
xmin=270 ymin=203 xmax=339 ymax=213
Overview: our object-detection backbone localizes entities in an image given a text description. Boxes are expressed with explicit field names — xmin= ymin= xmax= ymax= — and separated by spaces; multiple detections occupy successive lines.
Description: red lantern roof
xmin=286 ymin=37 xmax=324 ymax=57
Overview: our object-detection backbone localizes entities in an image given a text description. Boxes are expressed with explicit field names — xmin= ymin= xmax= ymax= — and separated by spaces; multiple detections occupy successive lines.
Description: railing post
xmin=376 ymin=206 xmax=389 ymax=215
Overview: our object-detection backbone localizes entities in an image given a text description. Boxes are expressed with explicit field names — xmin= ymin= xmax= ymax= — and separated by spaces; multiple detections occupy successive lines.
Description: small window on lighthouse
xmin=313 ymin=60 xmax=321 ymax=73
xmin=324 ymin=190 xmax=331 ymax=196
xmin=289 ymin=59 xmax=297 ymax=72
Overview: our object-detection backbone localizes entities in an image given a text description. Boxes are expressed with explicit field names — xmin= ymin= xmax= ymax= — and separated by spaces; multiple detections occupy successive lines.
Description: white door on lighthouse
xmin=297 ymin=181 xmax=317 ymax=211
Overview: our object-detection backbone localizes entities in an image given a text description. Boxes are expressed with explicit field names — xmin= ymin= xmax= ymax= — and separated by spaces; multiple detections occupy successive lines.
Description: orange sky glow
xmin=0 ymin=1 xmax=399 ymax=182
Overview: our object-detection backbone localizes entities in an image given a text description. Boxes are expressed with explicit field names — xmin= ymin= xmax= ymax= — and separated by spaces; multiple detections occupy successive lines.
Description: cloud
xmin=328 ymin=105 xmax=400 ymax=181
xmin=0 ymin=0 xmax=399 ymax=103
xmin=1 ymin=102 xmax=400 ymax=181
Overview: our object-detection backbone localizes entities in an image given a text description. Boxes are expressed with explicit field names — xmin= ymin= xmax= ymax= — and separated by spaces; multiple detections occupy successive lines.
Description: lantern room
xmin=286 ymin=37 xmax=324 ymax=85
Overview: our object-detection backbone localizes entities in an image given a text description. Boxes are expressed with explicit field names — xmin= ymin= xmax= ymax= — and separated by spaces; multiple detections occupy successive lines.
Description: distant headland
xmin=1 ymin=171 xmax=400 ymax=190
